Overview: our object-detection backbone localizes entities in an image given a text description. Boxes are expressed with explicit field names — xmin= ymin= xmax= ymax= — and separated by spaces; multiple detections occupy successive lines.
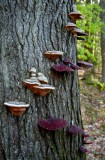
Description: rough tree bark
xmin=0 ymin=0 xmax=85 ymax=160
xmin=100 ymin=0 xmax=105 ymax=83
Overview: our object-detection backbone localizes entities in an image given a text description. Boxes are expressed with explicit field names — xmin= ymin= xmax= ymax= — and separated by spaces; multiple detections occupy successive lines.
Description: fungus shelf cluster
xmin=65 ymin=4 xmax=87 ymax=39
xmin=23 ymin=67 xmax=55 ymax=96
xmin=52 ymin=58 xmax=82 ymax=73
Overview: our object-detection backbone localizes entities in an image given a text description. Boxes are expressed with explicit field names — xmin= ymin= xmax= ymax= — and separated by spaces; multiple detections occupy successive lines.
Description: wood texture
xmin=0 ymin=0 xmax=85 ymax=159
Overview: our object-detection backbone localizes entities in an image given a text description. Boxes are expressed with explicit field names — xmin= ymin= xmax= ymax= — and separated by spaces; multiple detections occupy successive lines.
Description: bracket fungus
xmin=23 ymin=67 xmax=41 ymax=90
xmin=33 ymin=84 xmax=55 ymax=96
xmin=79 ymin=146 xmax=89 ymax=153
xmin=4 ymin=101 xmax=29 ymax=116
xmin=72 ymin=28 xmax=88 ymax=37
xmin=23 ymin=68 xmax=54 ymax=96
xmin=83 ymin=140 xmax=93 ymax=145
xmin=63 ymin=58 xmax=81 ymax=70
xmin=83 ymin=133 xmax=90 ymax=138
xmin=69 ymin=4 xmax=83 ymax=23
xmin=38 ymin=117 xmax=68 ymax=131
xmin=37 ymin=72 xmax=48 ymax=84
xmin=65 ymin=22 xmax=76 ymax=31
xmin=44 ymin=51 xmax=63 ymax=59
xmin=52 ymin=63 xmax=74 ymax=73
xmin=77 ymin=61 xmax=93 ymax=68
xmin=68 ymin=125 xmax=83 ymax=135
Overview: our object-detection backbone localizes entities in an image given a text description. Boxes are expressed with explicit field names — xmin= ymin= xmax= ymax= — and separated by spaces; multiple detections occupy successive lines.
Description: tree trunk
xmin=0 ymin=0 xmax=85 ymax=160
xmin=100 ymin=0 xmax=105 ymax=83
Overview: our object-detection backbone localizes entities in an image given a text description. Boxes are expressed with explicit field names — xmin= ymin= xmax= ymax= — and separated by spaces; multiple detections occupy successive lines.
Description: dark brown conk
xmin=72 ymin=28 xmax=88 ymax=37
xmin=65 ymin=22 xmax=76 ymax=31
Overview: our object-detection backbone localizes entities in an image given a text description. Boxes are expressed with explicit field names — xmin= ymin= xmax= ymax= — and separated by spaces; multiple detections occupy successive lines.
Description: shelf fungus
xmin=65 ymin=22 xmax=76 ymax=31
xmin=52 ymin=63 xmax=74 ymax=73
xmin=83 ymin=133 xmax=90 ymax=138
xmin=72 ymin=28 xmax=88 ymax=37
xmin=83 ymin=140 xmax=93 ymax=145
xmin=63 ymin=58 xmax=82 ymax=70
xmin=4 ymin=101 xmax=29 ymax=116
xmin=23 ymin=67 xmax=41 ymax=90
xmin=38 ymin=117 xmax=68 ymax=131
xmin=23 ymin=68 xmax=54 ymax=96
xmin=77 ymin=61 xmax=93 ymax=68
xmin=33 ymin=84 xmax=55 ymax=96
xmin=37 ymin=72 xmax=48 ymax=84
xmin=69 ymin=4 xmax=83 ymax=23
xmin=44 ymin=50 xmax=63 ymax=59
xmin=79 ymin=146 xmax=89 ymax=153
xmin=68 ymin=125 xmax=83 ymax=135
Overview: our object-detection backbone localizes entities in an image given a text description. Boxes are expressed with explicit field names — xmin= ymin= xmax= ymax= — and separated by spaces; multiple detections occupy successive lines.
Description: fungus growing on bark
xmin=63 ymin=58 xmax=71 ymax=65
xmin=83 ymin=133 xmax=90 ymax=138
xmin=79 ymin=146 xmax=89 ymax=153
xmin=72 ymin=28 xmax=88 ymax=37
xmin=23 ymin=67 xmax=41 ymax=90
xmin=65 ymin=22 xmax=76 ymax=31
xmin=38 ymin=117 xmax=68 ymax=131
xmin=29 ymin=67 xmax=37 ymax=78
xmin=37 ymin=72 xmax=48 ymax=84
xmin=23 ymin=79 xmax=41 ymax=90
xmin=69 ymin=4 xmax=83 ymax=23
xmin=52 ymin=63 xmax=74 ymax=73
xmin=33 ymin=84 xmax=55 ymax=96
xmin=4 ymin=101 xmax=29 ymax=116
xmin=83 ymin=140 xmax=93 ymax=145
xmin=63 ymin=58 xmax=81 ymax=70
xmin=68 ymin=125 xmax=83 ymax=135
xmin=44 ymin=51 xmax=63 ymax=59
xmin=77 ymin=61 xmax=93 ymax=68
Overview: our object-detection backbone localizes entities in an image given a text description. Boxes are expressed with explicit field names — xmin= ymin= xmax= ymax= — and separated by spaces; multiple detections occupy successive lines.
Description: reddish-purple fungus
xmin=83 ymin=140 xmax=93 ymax=145
xmin=63 ymin=58 xmax=71 ymax=65
xmin=68 ymin=125 xmax=83 ymax=135
xmin=83 ymin=133 xmax=90 ymax=138
xmin=38 ymin=117 xmax=68 ymax=131
xmin=70 ymin=63 xmax=82 ymax=70
xmin=77 ymin=61 xmax=93 ymax=68
xmin=63 ymin=58 xmax=82 ymax=70
xmin=52 ymin=63 xmax=74 ymax=72
xmin=79 ymin=146 xmax=89 ymax=153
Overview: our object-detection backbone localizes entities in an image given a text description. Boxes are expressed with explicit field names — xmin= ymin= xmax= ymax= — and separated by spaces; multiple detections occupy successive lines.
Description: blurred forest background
xmin=76 ymin=0 xmax=105 ymax=159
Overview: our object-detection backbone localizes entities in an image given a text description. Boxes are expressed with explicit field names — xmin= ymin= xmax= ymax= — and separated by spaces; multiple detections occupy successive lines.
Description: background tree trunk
xmin=0 ymin=0 xmax=85 ymax=160
xmin=100 ymin=0 xmax=105 ymax=83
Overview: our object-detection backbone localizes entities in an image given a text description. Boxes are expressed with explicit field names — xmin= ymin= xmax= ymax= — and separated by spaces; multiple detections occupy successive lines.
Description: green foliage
xmin=76 ymin=3 xmax=105 ymax=65
xmin=93 ymin=80 xmax=105 ymax=90
xmin=85 ymin=77 xmax=105 ymax=90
